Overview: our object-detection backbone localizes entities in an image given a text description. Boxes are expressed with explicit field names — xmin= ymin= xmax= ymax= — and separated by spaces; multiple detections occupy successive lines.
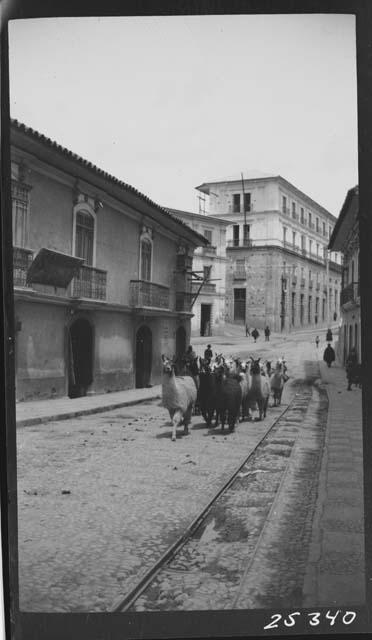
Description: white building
xmin=195 ymin=173 xmax=342 ymax=331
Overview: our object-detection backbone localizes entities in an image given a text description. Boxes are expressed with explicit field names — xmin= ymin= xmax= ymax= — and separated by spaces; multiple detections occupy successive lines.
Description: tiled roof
xmin=11 ymin=119 xmax=208 ymax=245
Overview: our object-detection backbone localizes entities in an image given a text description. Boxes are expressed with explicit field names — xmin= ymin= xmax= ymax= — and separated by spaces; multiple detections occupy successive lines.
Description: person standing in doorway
xmin=315 ymin=335 xmax=320 ymax=348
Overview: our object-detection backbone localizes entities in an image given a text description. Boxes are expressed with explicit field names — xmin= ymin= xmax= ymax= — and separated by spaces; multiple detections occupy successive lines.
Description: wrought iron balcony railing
xmin=200 ymin=245 xmax=217 ymax=255
xmin=227 ymin=238 xmax=252 ymax=248
xmin=176 ymin=291 xmax=193 ymax=312
xmin=233 ymin=269 xmax=247 ymax=280
xmin=341 ymin=281 xmax=360 ymax=307
xmin=130 ymin=280 xmax=170 ymax=309
xmin=13 ymin=246 xmax=34 ymax=287
xmin=72 ymin=265 xmax=107 ymax=300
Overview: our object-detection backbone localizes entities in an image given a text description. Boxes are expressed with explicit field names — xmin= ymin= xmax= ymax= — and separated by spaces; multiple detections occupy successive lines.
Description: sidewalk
xmin=303 ymin=352 xmax=365 ymax=605
xmin=16 ymin=385 xmax=162 ymax=427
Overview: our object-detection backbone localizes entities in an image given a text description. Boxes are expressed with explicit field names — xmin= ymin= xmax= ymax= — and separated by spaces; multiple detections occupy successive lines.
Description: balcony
xmin=309 ymin=280 xmax=313 ymax=289
xmin=300 ymin=277 xmax=306 ymax=287
xmin=72 ymin=265 xmax=107 ymax=300
xmin=201 ymin=245 xmax=217 ymax=256
xmin=130 ymin=280 xmax=170 ymax=310
xmin=192 ymin=281 xmax=216 ymax=294
xmin=341 ymin=281 xmax=360 ymax=307
xmin=13 ymin=246 xmax=34 ymax=287
xmin=176 ymin=291 xmax=193 ymax=313
xmin=233 ymin=269 xmax=247 ymax=280
xmin=316 ymin=282 xmax=321 ymax=291
xmin=227 ymin=238 xmax=252 ymax=248
xmin=292 ymin=275 xmax=297 ymax=286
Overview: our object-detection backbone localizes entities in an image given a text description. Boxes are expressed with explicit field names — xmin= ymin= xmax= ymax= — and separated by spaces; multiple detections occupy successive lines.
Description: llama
xmin=247 ymin=357 xmax=270 ymax=420
xmin=270 ymin=360 xmax=286 ymax=406
xmin=161 ymin=355 xmax=198 ymax=441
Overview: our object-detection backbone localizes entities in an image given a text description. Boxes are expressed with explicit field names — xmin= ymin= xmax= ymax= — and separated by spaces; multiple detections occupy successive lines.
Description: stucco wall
xmin=15 ymin=300 xmax=67 ymax=401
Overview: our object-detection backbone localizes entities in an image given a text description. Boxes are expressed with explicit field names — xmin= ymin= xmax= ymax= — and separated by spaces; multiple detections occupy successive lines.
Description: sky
xmin=8 ymin=14 xmax=358 ymax=216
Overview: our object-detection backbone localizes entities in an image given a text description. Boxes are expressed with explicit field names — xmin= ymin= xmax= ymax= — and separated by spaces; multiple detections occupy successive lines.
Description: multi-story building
xmin=11 ymin=120 xmax=207 ymax=401
xmin=328 ymin=185 xmax=360 ymax=364
xmin=165 ymin=208 xmax=229 ymax=336
xmin=196 ymin=174 xmax=342 ymax=331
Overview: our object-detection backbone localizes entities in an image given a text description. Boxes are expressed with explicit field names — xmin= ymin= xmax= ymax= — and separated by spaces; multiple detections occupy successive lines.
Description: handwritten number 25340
xmin=264 ymin=610 xmax=356 ymax=630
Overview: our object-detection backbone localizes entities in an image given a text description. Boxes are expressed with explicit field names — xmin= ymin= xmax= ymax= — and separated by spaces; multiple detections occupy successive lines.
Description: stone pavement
xmin=16 ymin=385 xmax=162 ymax=427
xmin=303 ymin=348 xmax=365 ymax=606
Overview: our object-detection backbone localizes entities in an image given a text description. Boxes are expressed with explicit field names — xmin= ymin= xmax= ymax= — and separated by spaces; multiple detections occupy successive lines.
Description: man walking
xmin=264 ymin=326 xmax=271 ymax=341
xmin=251 ymin=328 xmax=259 ymax=343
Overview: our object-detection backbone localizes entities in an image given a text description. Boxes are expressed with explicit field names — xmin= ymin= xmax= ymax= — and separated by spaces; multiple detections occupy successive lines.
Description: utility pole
xmin=241 ymin=172 xmax=247 ymax=236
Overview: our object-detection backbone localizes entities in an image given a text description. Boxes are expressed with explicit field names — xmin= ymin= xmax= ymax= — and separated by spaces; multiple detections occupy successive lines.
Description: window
xmin=233 ymin=224 xmax=240 ymax=246
xmin=301 ymin=267 xmax=304 ymax=278
xmin=309 ymin=239 xmax=313 ymax=254
xmin=75 ymin=210 xmax=95 ymax=266
xmin=282 ymin=195 xmax=287 ymax=213
xmin=300 ymin=207 xmax=305 ymax=224
xmin=292 ymin=264 xmax=296 ymax=275
xmin=203 ymin=265 xmax=211 ymax=281
xmin=292 ymin=231 xmax=296 ymax=246
xmin=308 ymin=212 xmax=312 ymax=226
xmin=283 ymin=226 xmax=287 ymax=243
xmin=316 ymin=217 xmax=319 ymax=233
xmin=233 ymin=194 xmax=241 ymax=213
xmin=322 ymin=221 xmax=326 ymax=236
xmin=316 ymin=243 xmax=319 ymax=256
xmin=244 ymin=193 xmax=251 ymax=212
xmin=292 ymin=202 xmax=296 ymax=217
xmin=140 ymin=238 xmax=152 ymax=281
xmin=309 ymin=269 xmax=312 ymax=280
xmin=329 ymin=225 xmax=332 ymax=238
xmin=12 ymin=180 xmax=31 ymax=248
xmin=203 ymin=229 xmax=212 ymax=243
xmin=301 ymin=235 xmax=306 ymax=250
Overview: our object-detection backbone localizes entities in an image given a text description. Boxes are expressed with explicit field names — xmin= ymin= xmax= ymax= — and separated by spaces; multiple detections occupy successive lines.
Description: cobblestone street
xmin=16 ymin=327 xmax=364 ymax=612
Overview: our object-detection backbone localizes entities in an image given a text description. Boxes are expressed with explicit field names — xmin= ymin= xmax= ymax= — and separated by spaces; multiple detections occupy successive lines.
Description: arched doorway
xmin=68 ymin=318 xmax=93 ymax=398
xmin=135 ymin=325 xmax=152 ymax=388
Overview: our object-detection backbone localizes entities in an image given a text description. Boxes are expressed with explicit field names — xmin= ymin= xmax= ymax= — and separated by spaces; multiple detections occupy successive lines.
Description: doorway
xmin=68 ymin=317 xmax=93 ymax=398
xmin=200 ymin=304 xmax=212 ymax=336
xmin=234 ymin=288 xmax=246 ymax=323
xmin=135 ymin=325 xmax=152 ymax=388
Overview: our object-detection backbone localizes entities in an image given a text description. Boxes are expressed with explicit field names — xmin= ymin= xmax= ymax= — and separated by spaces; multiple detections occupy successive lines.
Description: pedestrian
xmin=323 ymin=343 xmax=335 ymax=368
xmin=245 ymin=324 xmax=250 ymax=337
xmin=204 ymin=344 xmax=213 ymax=363
xmin=326 ymin=328 xmax=333 ymax=342
xmin=346 ymin=347 xmax=358 ymax=391
xmin=264 ymin=326 xmax=271 ymax=341
xmin=315 ymin=335 xmax=320 ymax=348
xmin=251 ymin=328 xmax=259 ymax=343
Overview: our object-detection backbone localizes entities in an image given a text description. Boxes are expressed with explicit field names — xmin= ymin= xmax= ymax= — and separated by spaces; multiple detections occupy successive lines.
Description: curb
xmin=16 ymin=393 xmax=162 ymax=427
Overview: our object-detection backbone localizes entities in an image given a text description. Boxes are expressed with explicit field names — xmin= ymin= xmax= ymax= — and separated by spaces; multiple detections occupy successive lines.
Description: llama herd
xmin=161 ymin=353 xmax=288 ymax=441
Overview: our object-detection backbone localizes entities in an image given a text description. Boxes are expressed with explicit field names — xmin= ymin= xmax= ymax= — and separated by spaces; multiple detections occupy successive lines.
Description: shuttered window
xmin=141 ymin=239 xmax=152 ymax=281
xmin=75 ymin=211 xmax=94 ymax=266
xmin=12 ymin=181 xmax=30 ymax=247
